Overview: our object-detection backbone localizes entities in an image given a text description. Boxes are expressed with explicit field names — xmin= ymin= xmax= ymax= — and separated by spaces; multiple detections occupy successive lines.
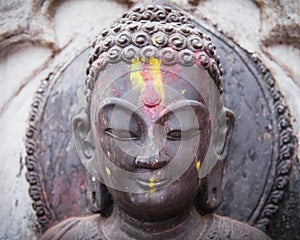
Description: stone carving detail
xmin=85 ymin=5 xmax=222 ymax=109
xmin=250 ymin=54 xmax=297 ymax=232
xmin=23 ymin=4 xmax=298 ymax=239
xmin=25 ymin=75 xmax=53 ymax=231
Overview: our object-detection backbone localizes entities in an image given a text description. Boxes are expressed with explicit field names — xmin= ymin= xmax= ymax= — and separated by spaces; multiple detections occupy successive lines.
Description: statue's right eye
xmin=166 ymin=130 xmax=182 ymax=140
xmin=166 ymin=128 xmax=202 ymax=141
xmin=104 ymin=128 xmax=139 ymax=141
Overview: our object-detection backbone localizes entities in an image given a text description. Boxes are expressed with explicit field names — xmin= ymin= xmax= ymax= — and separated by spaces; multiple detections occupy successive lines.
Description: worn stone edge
xmin=24 ymin=45 xmax=89 ymax=231
xmin=25 ymin=73 xmax=54 ymax=232
xmin=190 ymin=11 xmax=298 ymax=232
xmin=195 ymin=11 xmax=298 ymax=231
xmin=249 ymin=53 xmax=298 ymax=232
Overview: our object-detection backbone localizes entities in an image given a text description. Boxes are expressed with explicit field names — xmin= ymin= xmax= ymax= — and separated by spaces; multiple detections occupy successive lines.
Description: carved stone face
xmin=90 ymin=60 xmax=212 ymax=221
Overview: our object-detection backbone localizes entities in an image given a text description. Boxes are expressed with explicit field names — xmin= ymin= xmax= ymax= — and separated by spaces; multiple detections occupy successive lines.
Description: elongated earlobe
xmin=73 ymin=112 xmax=113 ymax=214
xmin=87 ymin=176 xmax=113 ymax=215
xmin=219 ymin=109 xmax=235 ymax=161
xmin=196 ymin=109 xmax=235 ymax=213
xmin=73 ymin=112 xmax=96 ymax=167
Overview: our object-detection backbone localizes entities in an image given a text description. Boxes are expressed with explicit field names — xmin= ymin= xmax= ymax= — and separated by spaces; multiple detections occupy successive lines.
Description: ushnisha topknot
xmin=85 ymin=4 xmax=223 ymax=107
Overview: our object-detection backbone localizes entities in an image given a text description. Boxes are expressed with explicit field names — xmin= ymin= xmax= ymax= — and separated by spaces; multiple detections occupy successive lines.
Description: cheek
xmin=100 ymin=136 xmax=136 ymax=171
xmin=161 ymin=141 xmax=180 ymax=159
xmin=177 ymin=164 xmax=200 ymax=196
xmin=198 ymin=127 xmax=211 ymax=158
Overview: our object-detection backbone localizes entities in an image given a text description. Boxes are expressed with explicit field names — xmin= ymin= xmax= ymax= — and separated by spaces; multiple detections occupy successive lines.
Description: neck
xmin=102 ymin=204 xmax=208 ymax=240
xmin=117 ymin=204 xmax=189 ymax=233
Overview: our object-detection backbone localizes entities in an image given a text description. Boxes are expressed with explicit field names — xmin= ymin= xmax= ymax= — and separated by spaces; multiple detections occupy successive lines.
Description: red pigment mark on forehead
xmin=142 ymin=83 xmax=161 ymax=107
xmin=141 ymin=104 xmax=162 ymax=126
xmin=140 ymin=83 xmax=163 ymax=125
xmin=130 ymin=57 xmax=199 ymax=124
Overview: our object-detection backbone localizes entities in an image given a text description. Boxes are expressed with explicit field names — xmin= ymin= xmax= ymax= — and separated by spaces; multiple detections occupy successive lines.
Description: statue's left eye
xmin=105 ymin=128 xmax=139 ymax=141
xmin=166 ymin=129 xmax=201 ymax=141
xmin=166 ymin=130 xmax=182 ymax=140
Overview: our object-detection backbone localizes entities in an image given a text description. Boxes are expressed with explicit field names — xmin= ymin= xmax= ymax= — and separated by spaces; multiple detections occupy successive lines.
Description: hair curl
xmin=85 ymin=4 xmax=223 ymax=111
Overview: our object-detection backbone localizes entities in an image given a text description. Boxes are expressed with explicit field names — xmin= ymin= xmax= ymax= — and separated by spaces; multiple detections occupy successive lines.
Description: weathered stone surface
xmin=254 ymin=0 xmax=300 ymax=48
xmin=264 ymin=44 xmax=300 ymax=87
xmin=0 ymin=43 xmax=52 ymax=112
xmin=0 ymin=0 xmax=56 ymax=51
xmin=54 ymin=1 xmax=126 ymax=48
xmin=260 ymin=54 xmax=300 ymax=159
xmin=0 ymin=77 xmax=42 ymax=240
xmin=194 ymin=0 xmax=261 ymax=52
xmin=193 ymin=0 xmax=300 ymax=158
xmin=253 ymin=0 xmax=300 ymax=87
xmin=0 ymin=0 xmax=299 ymax=239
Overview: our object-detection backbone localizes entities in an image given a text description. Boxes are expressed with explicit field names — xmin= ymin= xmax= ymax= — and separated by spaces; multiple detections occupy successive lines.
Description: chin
xmin=109 ymin=179 xmax=199 ymax=221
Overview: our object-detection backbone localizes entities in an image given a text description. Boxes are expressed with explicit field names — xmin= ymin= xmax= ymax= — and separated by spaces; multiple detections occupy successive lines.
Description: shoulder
xmin=213 ymin=214 xmax=272 ymax=240
xmin=202 ymin=214 xmax=271 ymax=240
xmin=41 ymin=214 xmax=105 ymax=240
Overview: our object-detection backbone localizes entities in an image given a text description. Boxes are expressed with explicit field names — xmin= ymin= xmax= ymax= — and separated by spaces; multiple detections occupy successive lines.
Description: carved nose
xmin=135 ymin=156 xmax=168 ymax=169
xmin=134 ymin=126 xmax=167 ymax=169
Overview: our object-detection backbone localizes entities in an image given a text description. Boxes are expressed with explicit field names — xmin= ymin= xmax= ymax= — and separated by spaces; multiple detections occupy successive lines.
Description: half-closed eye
xmin=166 ymin=128 xmax=202 ymax=141
xmin=105 ymin=128 xmax=140 ymax=141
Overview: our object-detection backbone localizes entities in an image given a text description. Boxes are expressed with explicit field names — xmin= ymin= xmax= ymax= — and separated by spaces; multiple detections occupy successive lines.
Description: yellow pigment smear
xmin=196 ymin=161 xmax=201 ymax=171
xmin=130 ymin=57 xmax=165 ymax=104
xmin=130 ymin=57 xmax=145 ymax=92
xmin=148 ymin=177 xmax=157 ymax=194
xmin=105 ymin=167 xmax=111 ymax=176
xmin=149 ymin=57 xmax=165 ymax=102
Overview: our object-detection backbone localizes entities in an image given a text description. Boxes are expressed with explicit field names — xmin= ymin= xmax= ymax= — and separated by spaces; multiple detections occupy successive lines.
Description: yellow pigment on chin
xmin=149 ymin=188 xmax=156 ymax=194
xmin=149 ymin=177 xmax=154 ymax=188
xmin=148 ymin=177 xmax=157 ymax=194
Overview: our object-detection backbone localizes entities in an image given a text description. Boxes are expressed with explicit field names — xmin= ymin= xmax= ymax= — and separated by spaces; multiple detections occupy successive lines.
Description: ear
xmin=72 ymin=111 xmax=96 ymax=165
xmin=219 ymin=109 xmax=235 ymax=161
xmin=73 ymin=112 xmax=113 ymax=215
xmin=197 ymin=109 xmax=235 ymax=212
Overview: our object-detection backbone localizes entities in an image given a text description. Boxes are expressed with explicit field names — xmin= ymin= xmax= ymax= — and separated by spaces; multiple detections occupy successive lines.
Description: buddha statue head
xmin=73 ymin=4 xmax=235 ymax=222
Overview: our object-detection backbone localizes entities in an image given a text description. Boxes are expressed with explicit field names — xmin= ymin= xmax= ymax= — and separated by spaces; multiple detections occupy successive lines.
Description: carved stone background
xmin=0 ymin=0 xmax=299 ymax=239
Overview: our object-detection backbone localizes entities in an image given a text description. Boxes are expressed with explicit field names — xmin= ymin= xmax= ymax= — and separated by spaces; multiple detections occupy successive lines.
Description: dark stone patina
xmin=25 ymin=3 xmax=299 ymax=240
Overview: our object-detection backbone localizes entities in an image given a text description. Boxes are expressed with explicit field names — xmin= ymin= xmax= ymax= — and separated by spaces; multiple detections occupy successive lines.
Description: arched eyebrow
xmin=100 ymin=98 xmax=138 ymax=110
xmin=99 ymin=98 xmax=207 ymax=125
xmin=99 ymin=98 xmax=145 ymax=127
xmin=155 ymin=100 xmax=208 ymax=130
xmin=158 ymin=100 xmax=207 ymax=118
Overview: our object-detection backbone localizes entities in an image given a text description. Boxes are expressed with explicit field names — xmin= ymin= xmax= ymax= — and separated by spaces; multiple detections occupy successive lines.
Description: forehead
xmin=92 ymin=61 xmax=212 ymax=106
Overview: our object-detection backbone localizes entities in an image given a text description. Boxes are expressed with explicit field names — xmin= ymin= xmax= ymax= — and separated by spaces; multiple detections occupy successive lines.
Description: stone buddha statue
xmin=42 ymin=4 xmax=271 ymax=240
